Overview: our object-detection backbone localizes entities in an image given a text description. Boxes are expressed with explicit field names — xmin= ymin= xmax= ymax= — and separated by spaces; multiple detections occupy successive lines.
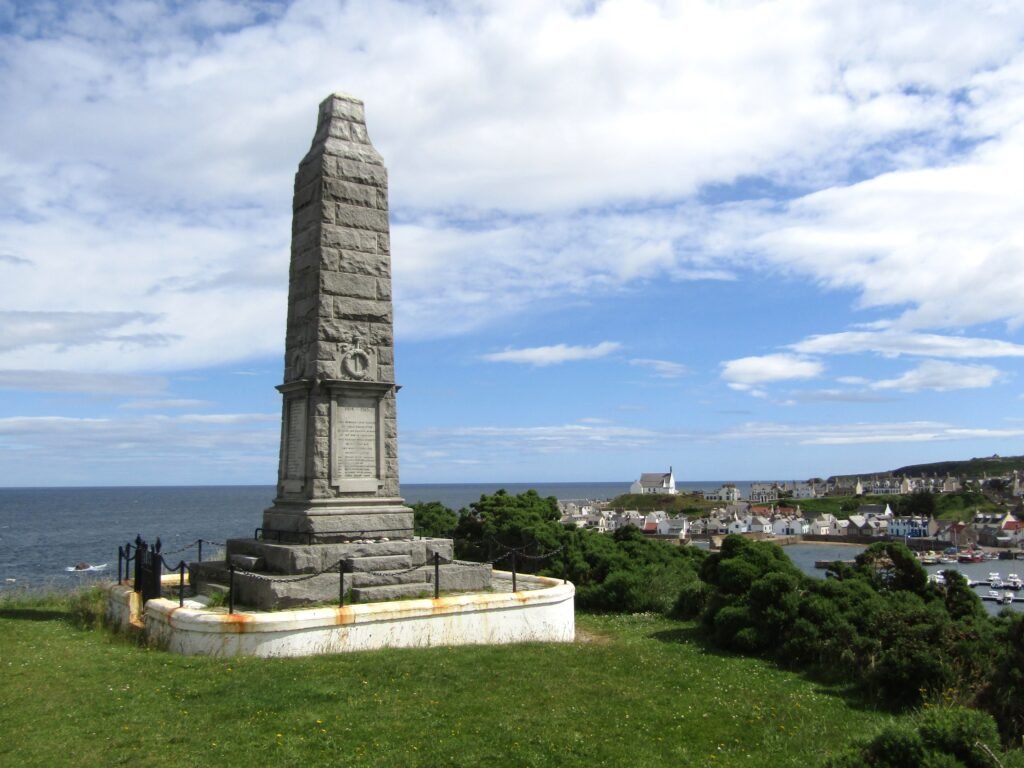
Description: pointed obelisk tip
xmin=318 ymin=91 xmax=366 ymax=125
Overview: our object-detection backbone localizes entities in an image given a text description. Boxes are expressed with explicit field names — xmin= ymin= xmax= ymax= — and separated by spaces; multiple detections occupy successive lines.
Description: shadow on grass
xmin=649 ymin=622 xmax=875 ymax=712
xmin=0 ymin=607 xmax=71 ymax=622
xmin=649 ymin=623 xmax=734 ymax=659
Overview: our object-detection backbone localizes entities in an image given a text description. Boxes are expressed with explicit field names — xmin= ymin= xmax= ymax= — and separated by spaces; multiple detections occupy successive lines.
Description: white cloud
xmin=792 ymin=331 xmax=1024 ymax=359
xmin=483 ymin=341 xmax=622 ymax=366
xmin=406 ymin=422 xmax=664 ymax=459
xmin=0 ymin=369 xmax=167 ymax=395
xmin=732 ymin=119 xmax=1024 ymax=333
xmin=723 ymin=420 xmax=1024 ymax=445
xmin=721 ymin=354 xmax=824 ymax=391
xmin=120 ymin=398 xmax=211 ymax=410
xmin=0 ymin=411 xmax=279 ymax=485
xmin=870 ymin=360 xmax=1002 ymax=392
xmin=629 ymin=358 xmax=688 ymax=379
xmin=1 ymin=0 xmax=1022 ymax=365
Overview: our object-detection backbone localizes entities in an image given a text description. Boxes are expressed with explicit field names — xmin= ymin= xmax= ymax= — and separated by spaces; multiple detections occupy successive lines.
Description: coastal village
xmin=558 ymin=466 xmax=1024 ymax=551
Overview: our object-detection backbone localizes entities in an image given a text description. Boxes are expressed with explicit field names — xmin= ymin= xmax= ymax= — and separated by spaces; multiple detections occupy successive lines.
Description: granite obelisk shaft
xmin=263 ymin=93 xmax=410 ymax=538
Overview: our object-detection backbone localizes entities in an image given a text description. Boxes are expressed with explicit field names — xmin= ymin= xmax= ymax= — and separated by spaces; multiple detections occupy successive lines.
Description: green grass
xmin=608 ymin=492 xmax=715 ymax=514
xmin=0 ymin=589 xmax=904 ymax=768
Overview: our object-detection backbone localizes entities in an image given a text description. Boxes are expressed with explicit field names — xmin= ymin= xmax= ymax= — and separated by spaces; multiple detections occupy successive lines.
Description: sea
xmin=0 ymin=482 xmax=639 ymax=588
xmin=0 ymin=483 xmax=1018 ymax=614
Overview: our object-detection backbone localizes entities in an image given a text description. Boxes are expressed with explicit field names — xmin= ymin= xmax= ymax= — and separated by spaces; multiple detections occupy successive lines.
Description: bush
xmin=424 ymin=490 xmax=705 ymax=616
xmin=825 ymin=706 xmax=1014 ymax=768
xmin=979 ymin=613 xmax=1024 ymax=745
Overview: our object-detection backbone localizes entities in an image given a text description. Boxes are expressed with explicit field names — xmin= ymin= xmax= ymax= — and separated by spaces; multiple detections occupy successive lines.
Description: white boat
xmin=989 ymin=573 xmax=1004 ymax=588
xmin=928 ymin=573 xmax=946 ymax=586
xmin=986 ymin=590 xmax=1002 ymax=601
xmin=1002 ymin=591 xmax=1015 ymax=605
xmin=1007 ymin=574 xmax=1023 ymax=590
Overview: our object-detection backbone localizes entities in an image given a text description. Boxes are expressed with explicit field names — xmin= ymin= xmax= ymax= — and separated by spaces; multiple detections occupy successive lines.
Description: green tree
xmin=411 ymin=501 xmax=458 ymax=538
xmin=905 ymin=490 xmax=938 ymax=518
xmin=979 ymin=613 xmax=1024 ymax=744
xmin=855 ymin=541 xmax=930 ymax=597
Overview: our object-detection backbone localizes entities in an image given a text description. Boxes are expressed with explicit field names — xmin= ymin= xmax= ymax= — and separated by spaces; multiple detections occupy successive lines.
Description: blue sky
xmin=2 ymin=0 xmax=1024 ymax=487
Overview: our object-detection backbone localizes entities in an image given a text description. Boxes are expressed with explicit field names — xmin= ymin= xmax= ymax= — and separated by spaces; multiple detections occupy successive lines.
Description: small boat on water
xmin=928 ymin=573 xmax=946 ymax=586
xmin=939 ymin=555 xmax=958 ymax=564
xmin=1006 ymin=574 xmax=1023 ymax=590
xmin=64 ymin=562 xmax=108 ymax=573
xmin=989 ymin=573 xmax=1004 ymax=589
xmin=959 ymin=550 xmax=985 ymax=563
xmin=918 ymin=551 xmax=940 ymax=565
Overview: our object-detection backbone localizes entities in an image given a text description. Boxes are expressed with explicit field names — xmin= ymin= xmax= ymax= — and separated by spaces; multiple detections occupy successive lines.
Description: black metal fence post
xmin=133 ymin=535 xmax=144 ymax=591
xmin=117 ymin=545 xmax=124 ymax=584
xmin=198 ymin=539 xmax=203 ymax=563
xmin=512 ymin=549 xmax=517 ymax=592
xmin=434 ymin=552 xmax=440 ymax=599
xmin=339 ymin=561 xmax=345 ymax=607
xmin=178 ymin=562 xmax=185 ymax=607
xmin=228 ymin=565 xmax=235 ymax=614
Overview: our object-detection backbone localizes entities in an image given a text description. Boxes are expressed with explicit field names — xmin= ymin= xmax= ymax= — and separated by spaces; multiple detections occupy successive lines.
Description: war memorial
xmin=107 ymin=94 xmax=575 ymax=655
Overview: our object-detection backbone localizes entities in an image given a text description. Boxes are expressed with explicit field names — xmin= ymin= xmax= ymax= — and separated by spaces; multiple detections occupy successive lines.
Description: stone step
xmin=345 ymin=554 xmax=412 ymax=573
xmin=351 ymin=582 xmax=435 ymax=602
xmin=230 ymin=554 xmax=262 ymax=570
xmin=347 ymin=569 xmax=429 ymax=588
xmin=225 ymin=537 xmax=454 ymax=575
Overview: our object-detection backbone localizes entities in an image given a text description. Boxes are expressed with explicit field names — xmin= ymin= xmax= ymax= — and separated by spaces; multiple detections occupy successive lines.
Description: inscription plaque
xmin=285 ymin=398 xmax=307 ymax=479
xmin=336 ymin=398 xmax=378 ymax=479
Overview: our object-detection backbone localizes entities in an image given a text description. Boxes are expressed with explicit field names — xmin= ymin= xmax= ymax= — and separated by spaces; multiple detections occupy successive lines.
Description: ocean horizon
xmin=2 ymin=483 xmax=1017 ymax=615
xmin=0 ymin=481 xmax=750 ymax=587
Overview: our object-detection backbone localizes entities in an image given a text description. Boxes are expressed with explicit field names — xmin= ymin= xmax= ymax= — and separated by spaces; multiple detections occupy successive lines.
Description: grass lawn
xmin=0 ymin=589 xmax=900 ymax=767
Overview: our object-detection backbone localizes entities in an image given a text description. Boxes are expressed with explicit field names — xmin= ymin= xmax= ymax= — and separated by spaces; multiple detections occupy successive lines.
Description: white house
xmin=630 ymin=467 xmax=677 ymax=495
xmin=703 ymin=484 xmax=742 ymax=503
xmin=772 ymin=516 xmax=808 ymax=536
xmin=792 ymin=483 xmax=818 ymax=500
xmin=810 ymin=513 xmax=840 ymax=536
xmin=656 ymin=517 xmax=689 ymax=538
xmin=726 ymin=516 xmax=750 ymax=535
xmin=889 ymin=516 xmax=933 ymax=539
xmin=749 ymin=482 xmax=779 ymax=504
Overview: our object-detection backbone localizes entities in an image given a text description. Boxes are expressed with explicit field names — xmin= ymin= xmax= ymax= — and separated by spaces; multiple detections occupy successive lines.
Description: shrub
xmin=826 ymin=706 xmax=1013 ymax=768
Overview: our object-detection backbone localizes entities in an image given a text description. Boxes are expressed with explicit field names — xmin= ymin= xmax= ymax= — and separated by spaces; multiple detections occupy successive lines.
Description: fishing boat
xmin=959 ymin=550 xmax=985 ymax=563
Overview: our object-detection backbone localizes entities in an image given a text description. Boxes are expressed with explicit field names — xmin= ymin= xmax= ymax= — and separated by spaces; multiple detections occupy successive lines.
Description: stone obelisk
xmin=262 ymin=93 xmax=412 ymax=539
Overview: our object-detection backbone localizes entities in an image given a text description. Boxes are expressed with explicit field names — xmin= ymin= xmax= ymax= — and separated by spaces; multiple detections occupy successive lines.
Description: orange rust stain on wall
xmin=221 ymin=613 xmax=254 ymax=633
xmin=334 ymin=607 xmax=355 ymax=625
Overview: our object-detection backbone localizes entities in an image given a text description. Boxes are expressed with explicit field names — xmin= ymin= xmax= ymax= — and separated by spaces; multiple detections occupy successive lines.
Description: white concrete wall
xmin=108 ymin=571 xmax=575 ymax=658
